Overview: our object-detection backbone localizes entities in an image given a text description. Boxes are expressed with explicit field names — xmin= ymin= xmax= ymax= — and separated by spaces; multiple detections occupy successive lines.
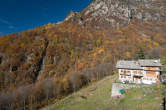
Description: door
xmin=134 ymin=76 xmax=142 ymax=84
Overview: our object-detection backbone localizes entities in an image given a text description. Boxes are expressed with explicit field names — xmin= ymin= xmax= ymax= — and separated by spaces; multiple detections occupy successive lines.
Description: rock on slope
xmin=65 ymin=0 xmax=166 ymax=29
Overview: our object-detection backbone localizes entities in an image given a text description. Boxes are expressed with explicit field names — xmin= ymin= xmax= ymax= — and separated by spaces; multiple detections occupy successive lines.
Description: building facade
xmin=116 ymin=59 xmax=162 ymax=84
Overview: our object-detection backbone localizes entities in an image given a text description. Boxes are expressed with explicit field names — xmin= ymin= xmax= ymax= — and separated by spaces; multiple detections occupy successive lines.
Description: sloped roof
xmin=116 ymin=59 xmax=162 ymax=69
xmin=116 ymin=60 xmax=142 ymax=69
xmin=138 ymin=59 xmax=162 ymax=67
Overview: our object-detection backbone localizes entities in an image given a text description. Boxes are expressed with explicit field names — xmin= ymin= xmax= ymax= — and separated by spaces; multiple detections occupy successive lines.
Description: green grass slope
xmin=41 ymin=75 xmax=163 ymax=110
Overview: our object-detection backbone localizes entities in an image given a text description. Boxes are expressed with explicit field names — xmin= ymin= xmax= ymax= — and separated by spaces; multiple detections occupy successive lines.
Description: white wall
xmin=118 ymin=69 xmax=133 ymax=83
xmin=118 ymin=68 xmax=160 ymax=84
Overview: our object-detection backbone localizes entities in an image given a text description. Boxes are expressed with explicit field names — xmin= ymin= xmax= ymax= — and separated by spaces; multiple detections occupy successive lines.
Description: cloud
xmin=0 ymin=18 xmax=15 ymax=29
xmin=0 ymin=18 xmax=10 ymax=25
xmin=8 ymin=25 xmax=15 ymax=29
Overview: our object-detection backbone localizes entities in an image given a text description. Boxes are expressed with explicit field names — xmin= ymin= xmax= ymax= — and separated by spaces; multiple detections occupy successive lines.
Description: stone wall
xmin=111 ymin=83 xmax=150 ymax=97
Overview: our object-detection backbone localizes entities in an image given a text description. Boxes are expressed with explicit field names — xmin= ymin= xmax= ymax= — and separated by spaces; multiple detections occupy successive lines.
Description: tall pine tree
xmin=137 ymin=48 xmax=145 ymax=59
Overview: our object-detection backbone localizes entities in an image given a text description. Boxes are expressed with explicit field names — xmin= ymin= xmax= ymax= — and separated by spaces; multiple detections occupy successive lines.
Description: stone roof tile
xmin=116 ymin=59 xmax=162 ymax=69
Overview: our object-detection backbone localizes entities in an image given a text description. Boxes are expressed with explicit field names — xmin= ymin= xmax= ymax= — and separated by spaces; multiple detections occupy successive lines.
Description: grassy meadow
xmin=42 ymin=75 xmax=163 ymax=110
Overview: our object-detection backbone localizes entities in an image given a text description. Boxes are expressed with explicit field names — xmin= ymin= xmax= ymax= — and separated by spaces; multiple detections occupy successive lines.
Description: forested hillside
xmin=0 ymin=20 xmax=166 ymax=110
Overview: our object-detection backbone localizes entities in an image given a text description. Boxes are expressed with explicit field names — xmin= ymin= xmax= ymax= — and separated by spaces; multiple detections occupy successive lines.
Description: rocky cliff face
xmin=65 ymin=0 xmax=166 ymax=29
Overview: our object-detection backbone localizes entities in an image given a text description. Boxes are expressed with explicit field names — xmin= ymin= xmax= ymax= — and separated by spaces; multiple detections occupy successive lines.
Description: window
xmin=133 ymin=71 xmax=137 ymax=74
xmin=137 ymin=71 xmax=142 ymax=74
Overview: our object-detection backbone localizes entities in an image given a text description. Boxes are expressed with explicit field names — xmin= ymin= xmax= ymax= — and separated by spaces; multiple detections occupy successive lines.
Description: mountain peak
xmin=64 ymin=0 xmax=166 ymax=29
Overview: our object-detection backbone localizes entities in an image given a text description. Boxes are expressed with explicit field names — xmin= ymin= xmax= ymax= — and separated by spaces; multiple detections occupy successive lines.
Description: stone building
xmin=116 ymin=59 xmax=162 ymax=84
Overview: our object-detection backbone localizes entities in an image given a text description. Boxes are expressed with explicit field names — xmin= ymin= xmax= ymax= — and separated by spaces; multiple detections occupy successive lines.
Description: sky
xmin=0 ymin=0 xmax=92 ymax=36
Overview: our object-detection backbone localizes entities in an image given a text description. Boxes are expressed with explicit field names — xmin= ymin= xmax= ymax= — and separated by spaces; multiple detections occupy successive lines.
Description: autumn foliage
xmin=0 ymin=21 xmax=166 ymax=109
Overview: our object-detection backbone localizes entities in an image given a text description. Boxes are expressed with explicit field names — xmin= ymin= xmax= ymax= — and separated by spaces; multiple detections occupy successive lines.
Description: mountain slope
xmin=0 ymin=21 xmax=166 ymax=110
xmin=41 ymin=74 xmax=162 ymax=110
xmin=65 ymin=0 xmax=166 ymax=29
